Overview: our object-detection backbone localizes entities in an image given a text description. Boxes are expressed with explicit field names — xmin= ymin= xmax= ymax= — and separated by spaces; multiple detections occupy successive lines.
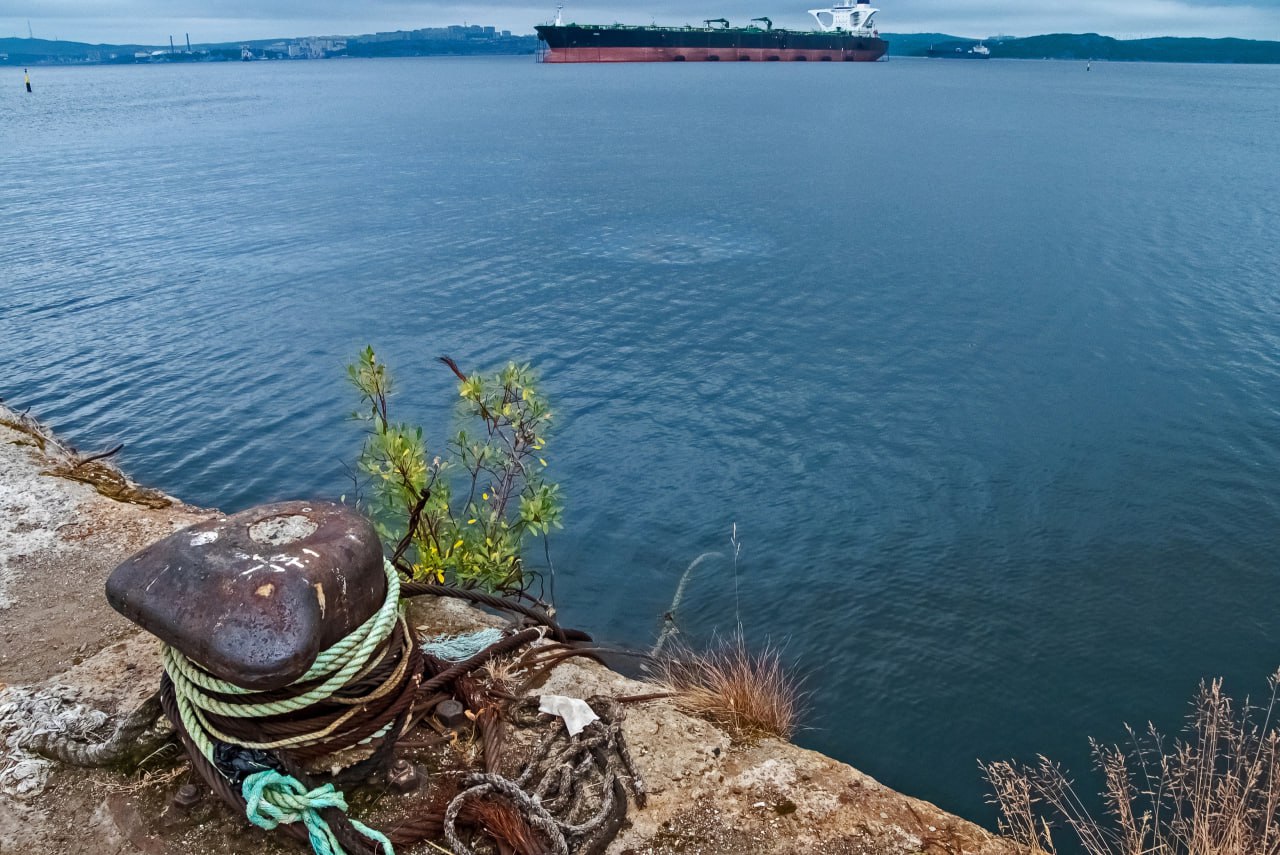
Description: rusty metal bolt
xmin=386 ymin=758 xmax=420 ymax=794
xmin=435 ymin=698 xmax=468 ymax=730
xmin=172 ymin=783 xmax=203 ymax=811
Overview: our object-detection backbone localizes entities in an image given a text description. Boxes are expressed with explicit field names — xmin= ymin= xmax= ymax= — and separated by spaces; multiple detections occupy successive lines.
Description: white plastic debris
xmin=538 ymin=695 xmax=599 ymax=737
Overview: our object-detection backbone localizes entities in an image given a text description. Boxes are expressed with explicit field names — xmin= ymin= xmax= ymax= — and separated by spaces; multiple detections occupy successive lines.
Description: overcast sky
xmin=4 ymin=0 xmax=1280 ymax=45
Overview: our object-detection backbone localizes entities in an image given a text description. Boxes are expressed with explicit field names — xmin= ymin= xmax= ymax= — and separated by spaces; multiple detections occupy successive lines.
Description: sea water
xmin=3 ymin=56 xmax=1280 ymax=825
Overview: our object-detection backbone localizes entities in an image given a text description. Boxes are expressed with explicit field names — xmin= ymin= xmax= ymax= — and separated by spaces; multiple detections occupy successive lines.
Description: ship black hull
xmin=536 ymin=24 xmax=887 ymax=62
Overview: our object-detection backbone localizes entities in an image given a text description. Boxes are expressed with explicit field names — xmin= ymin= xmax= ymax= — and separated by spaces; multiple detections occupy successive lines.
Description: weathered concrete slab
xmin=0 ymin=408 xmax=215 ymax=853
xmin=0 ymin=406 xmax=212 ymax=686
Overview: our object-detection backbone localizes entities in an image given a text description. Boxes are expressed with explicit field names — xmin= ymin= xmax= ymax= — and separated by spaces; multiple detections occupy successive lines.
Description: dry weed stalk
xmin=655 ymin=634 xmax=804 ymax=742
xmin=0 ymin=403 xmax=170 ymax=507
xmin=983 ymin=668 xmax=1280 ymax=855
xmin=100 ymin=762 xmax=190 ymax=794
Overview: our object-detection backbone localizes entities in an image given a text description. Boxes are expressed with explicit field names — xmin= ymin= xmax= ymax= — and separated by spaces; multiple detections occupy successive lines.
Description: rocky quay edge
xmin=0 ymin=410 xmax=1020 ymax=855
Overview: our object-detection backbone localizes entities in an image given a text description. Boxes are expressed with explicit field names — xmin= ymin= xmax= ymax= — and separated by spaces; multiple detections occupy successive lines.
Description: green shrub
xmin=347 ymin=346 xmax=561 ymax=592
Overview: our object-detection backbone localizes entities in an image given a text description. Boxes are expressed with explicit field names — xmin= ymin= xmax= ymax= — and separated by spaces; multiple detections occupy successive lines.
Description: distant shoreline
xmin=885 ymin=31 xmax=1280 ymax=64
xmin=7 ymin=29 xmax=1280 ymax=67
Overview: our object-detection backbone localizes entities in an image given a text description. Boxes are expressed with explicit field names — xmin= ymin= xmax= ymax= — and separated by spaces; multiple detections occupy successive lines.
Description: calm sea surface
xmin=3 ymin=56 xmax=1280 ymax=825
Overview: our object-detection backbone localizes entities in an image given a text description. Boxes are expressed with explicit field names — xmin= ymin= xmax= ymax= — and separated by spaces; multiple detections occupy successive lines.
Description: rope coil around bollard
xmin=166 ymin=560 xmax=402 ymax=752
xmin=163 ymin=558 xmax=407 ymax=855
xmin=31 ymin=549 xmax=642 ymax=855
xmin=160 ymin=559 xmax=595 ymax=855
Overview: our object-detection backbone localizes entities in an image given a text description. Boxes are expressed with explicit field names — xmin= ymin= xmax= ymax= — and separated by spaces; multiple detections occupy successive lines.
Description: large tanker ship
xmin=535 ymin=2 xmax=887 ymax=63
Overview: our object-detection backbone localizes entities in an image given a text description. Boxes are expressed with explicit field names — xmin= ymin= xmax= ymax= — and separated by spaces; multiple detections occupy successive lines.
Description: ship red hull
xmin=541 ymin=45 xmax=886 ymax=63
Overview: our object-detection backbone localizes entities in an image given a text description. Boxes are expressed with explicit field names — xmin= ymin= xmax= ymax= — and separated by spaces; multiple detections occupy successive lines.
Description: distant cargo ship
xmin=535 ymin=2 xmax=887 ymax=63
xmin=926 ymin=42 xmax=990 ymax=59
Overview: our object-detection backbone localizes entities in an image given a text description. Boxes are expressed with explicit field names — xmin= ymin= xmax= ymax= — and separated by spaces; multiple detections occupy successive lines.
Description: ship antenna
xmin=554 ymin=4 xmax=563 ymax=25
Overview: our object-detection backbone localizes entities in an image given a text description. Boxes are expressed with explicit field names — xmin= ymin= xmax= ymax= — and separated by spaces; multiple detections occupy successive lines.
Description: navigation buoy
xmin=24 ymin=68 xmax=32 ymax=92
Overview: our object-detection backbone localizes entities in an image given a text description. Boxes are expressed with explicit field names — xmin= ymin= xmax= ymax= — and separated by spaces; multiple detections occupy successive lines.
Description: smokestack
xmin=186 ymin=33 xmax=191 ymax=52
xmin=169 ymin=35 xmax=175 ymax=54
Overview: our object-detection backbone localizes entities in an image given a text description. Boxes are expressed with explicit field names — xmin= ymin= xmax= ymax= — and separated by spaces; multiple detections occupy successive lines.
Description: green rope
xmin=243 ymin=769 xmax=393 ymax=855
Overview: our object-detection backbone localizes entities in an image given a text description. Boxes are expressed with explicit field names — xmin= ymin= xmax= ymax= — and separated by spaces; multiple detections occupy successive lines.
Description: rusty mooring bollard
xmin=106 ymin=501 xmax=386 ymax=689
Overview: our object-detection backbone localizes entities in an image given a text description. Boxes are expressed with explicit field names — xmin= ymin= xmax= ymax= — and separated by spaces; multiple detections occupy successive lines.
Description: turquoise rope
xmin=243 ymin=769 xmax=394 ymax=855
xmin=422 ymin=627 xmax=506 ymax=662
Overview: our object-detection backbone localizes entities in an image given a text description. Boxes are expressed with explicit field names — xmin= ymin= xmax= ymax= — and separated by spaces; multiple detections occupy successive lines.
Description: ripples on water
xmin=3 ymin=57 xmax=1280 ymax=824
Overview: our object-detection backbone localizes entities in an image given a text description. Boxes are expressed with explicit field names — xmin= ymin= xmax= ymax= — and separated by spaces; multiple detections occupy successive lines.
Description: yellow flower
xmin=482 ymin=492 xmax=489 ymax=500
xmin=452 ymin=539 xmax=463 ymax=550
xmin=538 ymin=458 xmax=547 ymax=467
xmin=468 ymin=518 xmax=477 ymax=525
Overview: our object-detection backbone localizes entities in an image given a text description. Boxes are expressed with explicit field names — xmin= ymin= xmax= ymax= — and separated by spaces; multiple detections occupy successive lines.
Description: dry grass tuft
xmin=984 ymin=668 xmax=1280 ymax=855
xmin=654 ymin=634 xmax=805 ymax=742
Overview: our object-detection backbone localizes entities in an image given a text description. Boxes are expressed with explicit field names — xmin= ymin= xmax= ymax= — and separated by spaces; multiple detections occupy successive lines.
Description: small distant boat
xmin=926 ymin=41 xmax=990 ymax=59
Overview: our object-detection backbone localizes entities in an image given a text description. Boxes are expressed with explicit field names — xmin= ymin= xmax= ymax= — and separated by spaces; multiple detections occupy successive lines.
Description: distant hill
xmin=885 ymin=31 xmax=1280 ymax=63
xmin=881 ymin=33 xmax=964 ymax=56
xmin=993 ymin=33 xmax=1280 ymax=63
xmin=0 ymin=37 xmax=151 ymax=64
